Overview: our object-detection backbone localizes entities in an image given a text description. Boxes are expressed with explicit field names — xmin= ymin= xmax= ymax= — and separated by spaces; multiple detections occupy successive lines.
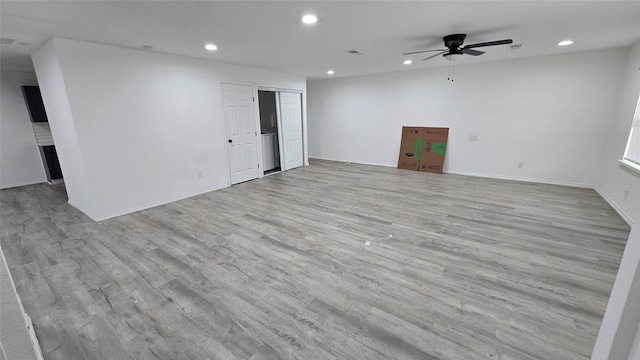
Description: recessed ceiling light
xmin=557 ymin=40 xmax=573 ymax=46
xmin=205 ymin=43 xmax=218 ymax=51
xmin=403 ymin=60 xmax=412 ymax=65
xmin=327 ymin=70 xmax=334 ymax=75
xmin=302 ymin=15 xmax=317 ymax=24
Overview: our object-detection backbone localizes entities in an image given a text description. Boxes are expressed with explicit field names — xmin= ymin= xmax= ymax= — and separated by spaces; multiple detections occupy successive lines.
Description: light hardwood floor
xmin=0 ymin=160 xmax=630 ymax=360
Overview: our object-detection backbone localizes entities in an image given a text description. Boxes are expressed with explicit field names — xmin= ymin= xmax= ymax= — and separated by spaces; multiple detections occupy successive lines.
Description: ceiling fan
xmin=403 ymin=33 xmax=513 ymax=61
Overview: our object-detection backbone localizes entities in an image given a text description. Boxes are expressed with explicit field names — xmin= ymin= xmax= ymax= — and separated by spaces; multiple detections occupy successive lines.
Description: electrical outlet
xmin=469 ymin=135 xmax=477 ymax=142
xmin=197 ymin=171 xmax=203 ymax=179
xmin=517 ymin=162 xmax=524 ymax=169
xmin=624 ymin=190 xmax=629 ymax=200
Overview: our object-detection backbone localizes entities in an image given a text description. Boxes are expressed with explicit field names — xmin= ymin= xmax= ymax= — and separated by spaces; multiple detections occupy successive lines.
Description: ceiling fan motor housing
xmin=443 ymin=34 xmax=467 ymax=50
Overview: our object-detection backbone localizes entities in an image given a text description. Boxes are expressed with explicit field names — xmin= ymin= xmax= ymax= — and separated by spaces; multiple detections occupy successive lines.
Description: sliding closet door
xmin=279 ymin=92 xmax=303 ymax=170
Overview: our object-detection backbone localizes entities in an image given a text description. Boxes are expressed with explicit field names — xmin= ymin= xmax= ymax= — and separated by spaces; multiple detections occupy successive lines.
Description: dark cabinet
xmin=42 ymin=146 xmax=63 ymax=180
xmin=21 ymin=86 xmax=49 ymax=123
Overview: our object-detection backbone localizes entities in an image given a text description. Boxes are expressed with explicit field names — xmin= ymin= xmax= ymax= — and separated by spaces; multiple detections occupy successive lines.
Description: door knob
xmin=228 ymin=139 xmax=233 ymax=143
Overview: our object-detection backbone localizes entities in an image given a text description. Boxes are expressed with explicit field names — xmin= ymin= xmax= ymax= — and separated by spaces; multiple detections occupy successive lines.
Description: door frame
xmin=256 ymin=86 xmax=304 ymax=177
xmin=275 ymin=92 xmax=284 ymax=174
xmin=221 ymin=82 xmax=262 ymax=185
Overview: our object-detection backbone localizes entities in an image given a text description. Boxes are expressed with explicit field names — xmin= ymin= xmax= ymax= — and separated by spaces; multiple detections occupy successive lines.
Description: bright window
xmin=623 ymin=95 xmax=640 ymax=166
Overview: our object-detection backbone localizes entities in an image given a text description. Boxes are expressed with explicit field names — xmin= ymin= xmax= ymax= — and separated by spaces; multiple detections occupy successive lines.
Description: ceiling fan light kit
xmin=443 ymin=53 xmax=463 ymax=61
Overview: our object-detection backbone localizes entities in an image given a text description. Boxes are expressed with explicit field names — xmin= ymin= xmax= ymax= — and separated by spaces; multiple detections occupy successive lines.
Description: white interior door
xmin=279 ymin=92 xmax=303 ymax=170
xmin=223 ymin=84 xmax=259 ymax=184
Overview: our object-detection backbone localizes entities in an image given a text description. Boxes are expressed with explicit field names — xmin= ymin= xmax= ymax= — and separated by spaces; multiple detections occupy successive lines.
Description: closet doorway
xmin=258 ymin=90 xmax=281 ymax=175
xmin=257 ymin=89 xmax=303 ymax=176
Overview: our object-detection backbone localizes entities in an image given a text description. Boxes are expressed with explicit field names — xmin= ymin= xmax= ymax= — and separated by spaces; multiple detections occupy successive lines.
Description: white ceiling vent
xmin=1 ymin=38 xmax=16 ymax=46
xmin=347 ymin=49 xmax=364 ymax=55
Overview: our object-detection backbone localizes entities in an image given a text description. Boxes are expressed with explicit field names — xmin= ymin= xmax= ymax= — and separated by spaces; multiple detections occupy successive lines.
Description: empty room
xmin=2 ymin=1 xmax=640 ymax=359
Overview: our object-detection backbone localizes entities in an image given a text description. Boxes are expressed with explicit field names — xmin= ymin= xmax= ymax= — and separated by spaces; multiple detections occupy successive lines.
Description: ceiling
xmin=1 ymin=1 xmax=640 ymax=79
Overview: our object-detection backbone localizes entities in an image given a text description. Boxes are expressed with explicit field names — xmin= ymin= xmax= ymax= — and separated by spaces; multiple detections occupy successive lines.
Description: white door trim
xmin=257 ymin=86 xmax=303 ymax=94
xmin=275 ymin=92 xmax=285 ymax=173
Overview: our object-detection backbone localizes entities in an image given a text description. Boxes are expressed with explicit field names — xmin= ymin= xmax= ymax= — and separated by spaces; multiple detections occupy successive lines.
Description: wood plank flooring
xmin=0 ymin=160 xmax=630 ymax=360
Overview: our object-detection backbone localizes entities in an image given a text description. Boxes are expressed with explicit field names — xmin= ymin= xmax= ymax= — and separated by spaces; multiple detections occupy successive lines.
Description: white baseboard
xmin=309 ymin=158 xmax=593 ymax=188
xmin=68 ymin=200 xmax=100 ymax=221
xmin=0 ymin=178 xmax=47 ymax=190
xmin=47 ymin=179 xmax=64 ymax=185
xmin=308 ymin=156 xmax=395 ymax=168
xmin=309 ymin=158 xmax=634 ymax=226
xmin=0 ymin=247 xmax=44 ymax=360
xmin=443 ymin=172 xmax=633 ymax=226
xmin=24 ymin=313 xmax=44 ymax=360
xmin=444 ymin=170 xmax=593 ymax=189
xmin=594 ymin=186 xmax=633 ymax=227
xmin=70 ymin=183 xmax=229 ymax=222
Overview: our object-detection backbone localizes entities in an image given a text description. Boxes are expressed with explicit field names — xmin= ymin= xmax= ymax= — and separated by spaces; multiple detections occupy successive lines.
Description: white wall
xmin=0 ymin=71 xmax=46 ymax=189
xmin=597 ymin=42 xmax=640 ymax=225
xmin=308 ymin=48 xmax=627 ymax=187
xmin=0 ymin=248 xmax=40 ymax=360
xmin=32 ymin=40 xmax=97 ymax=217
xmin=32 ymin=38 xmax=307 ymax=221
xmin=628 ymin=325 xmax=640 ymax=360
xmin=592 ymin=225 xmax=640 ymax=360
xmin=592 ymin=40 xmax=640 ymax=360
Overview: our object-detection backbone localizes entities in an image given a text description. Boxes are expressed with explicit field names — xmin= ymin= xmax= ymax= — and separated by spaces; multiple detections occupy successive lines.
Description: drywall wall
xmin=32 ymin=38 xmax=306 ymax=220
xmin=592 ymin=225 xmax=640 ymax=360
xmin=307 ymin=48 xmax=627 ymax=187
xmin=31 ymin=40 xmax=98 ymax=218
xmin=628 ymin=325 xmax=640 ymax=360
xmin=0 ymin=248 xmax=40 ymax=360
xmin=0 ymin=71 xmax=46 ymax=189
xmin=592 ymin=40 xmax=640 ymax=360
xmin=614 ymin=265 xmax=640 ymax=360
xmin=597 ymin=41 xmax=640 ymax=225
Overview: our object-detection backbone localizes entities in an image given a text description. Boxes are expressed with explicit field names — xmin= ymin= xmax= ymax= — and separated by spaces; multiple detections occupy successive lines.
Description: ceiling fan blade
xmin=461 ymin=48 xmax=485 ymax=56
xmin=403 ymin=49 xmax=446 ymax=56
xmin=463 ymin=39 xmax=513 ymax=49
xmin=422 ymin=52 xmax=446 ymax=61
